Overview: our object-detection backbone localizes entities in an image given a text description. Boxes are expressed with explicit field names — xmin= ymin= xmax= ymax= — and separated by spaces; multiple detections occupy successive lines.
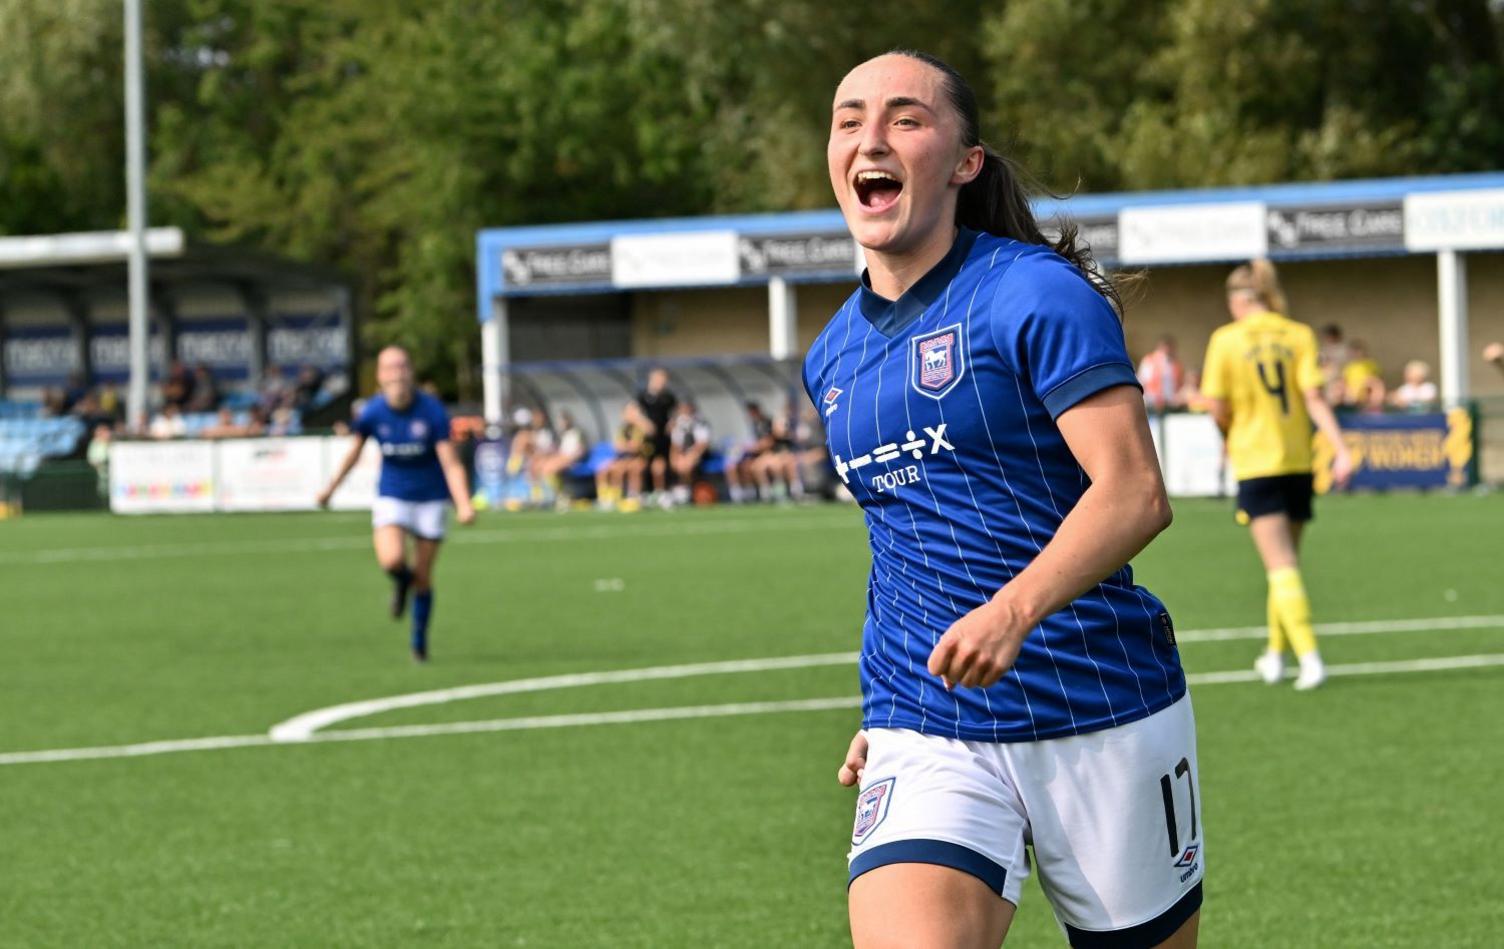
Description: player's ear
xmin=951 ymin=144 xmax=984 ymax=187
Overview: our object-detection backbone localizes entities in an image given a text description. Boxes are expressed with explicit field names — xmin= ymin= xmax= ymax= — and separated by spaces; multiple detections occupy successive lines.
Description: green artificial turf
xmin=2 ymin=494 xmax=1501 ymax=947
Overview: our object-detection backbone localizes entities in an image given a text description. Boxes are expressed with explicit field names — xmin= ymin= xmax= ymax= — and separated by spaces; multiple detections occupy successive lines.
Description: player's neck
xmin=863 ymin=225 xmax=958 ymax=301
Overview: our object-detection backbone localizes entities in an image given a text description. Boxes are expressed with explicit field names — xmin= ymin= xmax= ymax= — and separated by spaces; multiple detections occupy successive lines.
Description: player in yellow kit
xmin=1201 ymin=260 xmax=1353 ymax=690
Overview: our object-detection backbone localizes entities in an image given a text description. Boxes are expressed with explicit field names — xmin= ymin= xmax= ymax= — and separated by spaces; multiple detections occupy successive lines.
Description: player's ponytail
xmin=1226 ymin=258 xmax=1289 ymax=315
xmin=891 ymin=49 xmax=1126 ymax=316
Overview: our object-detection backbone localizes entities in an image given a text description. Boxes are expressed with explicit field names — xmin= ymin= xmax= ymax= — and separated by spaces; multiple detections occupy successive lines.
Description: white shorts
xmin=848 ymin=695 xmax=1203 ymax=947
xmin=371 ymin=497 xmax=448 ymax=541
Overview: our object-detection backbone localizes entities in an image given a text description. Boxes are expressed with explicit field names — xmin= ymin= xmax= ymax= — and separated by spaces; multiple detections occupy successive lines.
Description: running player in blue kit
xmin=808 ymin=52 xmax=1202 ymax=947
xmin=319 ymin=346 xmax=474 ymax=661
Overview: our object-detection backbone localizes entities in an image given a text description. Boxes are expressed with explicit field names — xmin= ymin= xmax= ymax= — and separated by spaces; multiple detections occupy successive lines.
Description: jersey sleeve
xmin=995 ymin=255 xmax=1139 ymax=419
xmin=1200 ymin=331 xmax=1230 ymax=400
xmin=352 ymin=401 xmax=377 ymax=438
xmin=427 ymin=397 xmax=453 ymax=445
xmin=1294 ymin=326 xmax=1323 ymax=392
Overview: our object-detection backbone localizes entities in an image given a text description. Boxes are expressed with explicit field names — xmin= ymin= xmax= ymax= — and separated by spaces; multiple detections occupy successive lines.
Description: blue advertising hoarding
xmin=1315 ymin=409 xmax=1476 ymax=493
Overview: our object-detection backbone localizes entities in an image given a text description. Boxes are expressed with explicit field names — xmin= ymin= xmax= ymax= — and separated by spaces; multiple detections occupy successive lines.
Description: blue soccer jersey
xmin=803 ymin=228 xmax=1186 ymax=742
xmin=354 ymin=392 xmax=452 ymax=503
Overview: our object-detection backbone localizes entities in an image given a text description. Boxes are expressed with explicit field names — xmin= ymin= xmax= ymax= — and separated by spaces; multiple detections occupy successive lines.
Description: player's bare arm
xmin=1303 ymin=388 xmax=1353 ymax=487
xmin=317 ymin=432 xmax=368 ymax=508
xmin=435 ymin=439 xmax=475 ymax=525
xmin=927 ymin=385 xmax=1171 ymax=690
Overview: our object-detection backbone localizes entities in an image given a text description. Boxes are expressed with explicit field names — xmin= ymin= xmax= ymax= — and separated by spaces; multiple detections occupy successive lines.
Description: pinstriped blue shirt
xmin=803 ymin=229 xmax=1186 ymax=742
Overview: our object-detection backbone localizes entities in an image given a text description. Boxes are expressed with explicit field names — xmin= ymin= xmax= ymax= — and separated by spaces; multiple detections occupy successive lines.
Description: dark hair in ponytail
xmin=889 ymin=49 xmax=1126 ymax=315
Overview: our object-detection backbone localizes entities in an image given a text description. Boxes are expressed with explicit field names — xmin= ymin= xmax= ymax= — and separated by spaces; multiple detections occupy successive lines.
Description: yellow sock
xmin=1266 ymin=586 xmax=1287 ymax=655
xmin=1268 ymin=566 xmax=1318 ymax=658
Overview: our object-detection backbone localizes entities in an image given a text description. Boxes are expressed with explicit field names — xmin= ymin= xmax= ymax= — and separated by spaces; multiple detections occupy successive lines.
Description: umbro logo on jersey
xmin=911 ymin=323 xmax=966 ymax=399
xmin=823 ymin=386 xmax=844 ymax=417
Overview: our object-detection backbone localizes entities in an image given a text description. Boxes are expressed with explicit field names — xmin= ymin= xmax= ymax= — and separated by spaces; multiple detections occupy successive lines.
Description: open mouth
xmin=853 ymin=169 xmax=903 ymax=213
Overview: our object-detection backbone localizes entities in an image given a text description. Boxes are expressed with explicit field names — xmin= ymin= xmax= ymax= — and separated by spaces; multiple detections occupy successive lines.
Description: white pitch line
xmin=1178 ymin=613 xmax=1504 ymax=643
xmin=3 ymin=652 xmax=1503 ymax=767
xmin=0 ymin=512 xmax=862 ymax=567
xmin=268 ymin=652 xmax=860 ymax=741
xmin=270 ymin=614 xmax=1504 ymax=740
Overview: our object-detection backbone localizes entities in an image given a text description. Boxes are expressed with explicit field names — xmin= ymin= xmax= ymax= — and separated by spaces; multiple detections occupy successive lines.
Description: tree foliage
xmin=2 ymin=0 xmax=1500 ymax=394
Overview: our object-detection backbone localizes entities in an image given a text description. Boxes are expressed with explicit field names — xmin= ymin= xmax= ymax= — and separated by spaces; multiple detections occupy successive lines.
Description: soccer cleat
xmin=1253 ymin=650 xmax=1285 ymax=685
xmin=1293 ymin=654 xmax=1326 ymax=691
xmin=389 ymin=570 xmax=412 ymax=619
xmin=411 ymin=646 xmax=428 ymax=663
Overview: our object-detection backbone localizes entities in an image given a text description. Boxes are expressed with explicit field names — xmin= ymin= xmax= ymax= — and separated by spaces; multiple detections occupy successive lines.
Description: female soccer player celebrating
xmin=811 ymin=51 xmax=1200 ymax=948
xmin=318 ymin=346 xmax=474 ymax=661
xmin=1200 ymin=260 xmax=1353 ymax=690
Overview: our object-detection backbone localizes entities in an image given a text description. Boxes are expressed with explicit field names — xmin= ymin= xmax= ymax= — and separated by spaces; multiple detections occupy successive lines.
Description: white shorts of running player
xmin=848 ymin=695 xmax=1203 ymax=947
xmin=371 ymin=497 xmax=448 ymax=541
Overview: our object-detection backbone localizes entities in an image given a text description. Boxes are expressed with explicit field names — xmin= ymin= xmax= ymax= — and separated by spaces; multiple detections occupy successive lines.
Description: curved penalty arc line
xmin=268 ymin=651 xmax=860 ymax=741
xmin=267 ymin=613 xmax=1504 ymax=741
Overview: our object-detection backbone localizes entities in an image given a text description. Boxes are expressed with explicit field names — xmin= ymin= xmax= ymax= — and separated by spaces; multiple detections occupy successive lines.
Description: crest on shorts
xmin=852 ymin=777 xmax=896 ymax=845
xmin=911 ymin=324 xmax=965 ymax=399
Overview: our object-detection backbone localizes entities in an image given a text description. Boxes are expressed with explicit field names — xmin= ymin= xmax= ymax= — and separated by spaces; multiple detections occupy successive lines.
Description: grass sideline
xmin=2 ymin=494 xmax=1502 ymax=947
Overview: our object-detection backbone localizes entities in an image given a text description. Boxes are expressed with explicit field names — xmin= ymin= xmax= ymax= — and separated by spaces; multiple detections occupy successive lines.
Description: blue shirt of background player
xmin=803 ymin=228 xmax=1186 ymax=743
xmin=354 ymin=391 xmax=452 ymax=503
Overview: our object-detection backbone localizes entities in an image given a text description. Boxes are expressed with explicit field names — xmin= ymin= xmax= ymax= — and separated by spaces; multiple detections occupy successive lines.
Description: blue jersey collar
xmin=857 ymin=227 xmax=980 ymax=337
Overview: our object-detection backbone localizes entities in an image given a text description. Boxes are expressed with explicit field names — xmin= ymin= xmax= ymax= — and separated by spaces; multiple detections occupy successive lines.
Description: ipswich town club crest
xmin=911 ymin=324 xmax=965 ymax=399
xmin=851 ymin=777 xmax=896 ymax=845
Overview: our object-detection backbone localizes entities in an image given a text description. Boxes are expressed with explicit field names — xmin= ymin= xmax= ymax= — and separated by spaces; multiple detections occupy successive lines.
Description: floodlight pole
xmin=124 ymin=0 xmax=151 ymax=430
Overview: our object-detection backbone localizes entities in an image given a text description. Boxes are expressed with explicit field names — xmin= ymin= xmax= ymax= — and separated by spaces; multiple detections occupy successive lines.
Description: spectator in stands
xmin=97 ymin=384 xmax=122 ymax=422
xmin=1178 ymin=369 xmax=1212 ymax=413
xmin=635 ymin=368 xmax=677 ymax=502
xmin=293 ymin=364 xmax=327 ymax=408
xmin=259 ymin=364 xmax=290 ymax=411
xmin=516 ymin=412 xmax=557 ymax=504
xmin=245 ymin=405 xmax=270 ymax=436
xmin=726 ymin=401 xmax=774 ymax=502
xmin=667 ymin=401 xmax=712 ymax=505
xmin=1485 ymin=341 xmax=1504 ymax=378
xmin=40 ymin=387 xmax=67 ymax=417
xmin=149 ymin=403 xmax=187 ymax=439
xmin=597 ymin=402 xmax=650 ymax=509
xmin=201 ymin=407 xmax=245 ymax=439
xmin=86 ymin=424 xmax=112 ymax=501
xmin=1389 ymin=360 xmax=1439 ymax=411
xmin=751 ymin=412 xmax=805 ymax=502
xmin=186 ymin=364 xmax=219 ymax=413
xmin=1136 ymin=334 xmax=1185 ymax=412
xmin=1341 ymin=340 xmax=1385 ymax=410
xmin=1318 ymin=323 xmax=1351 ymax=403
xmin=795 ymin=405 xmax=830 ymax=497
xmin=505 ymin=407 xmax=543 ymax=483
xmin=269 ymin=405 xmax=299 ymax=436
xmin=70 ymin=391 xmax=111 ymax=430
xmin=531 ymin=409 xmax=587 ymax=507
xmin=163 ymin=359 xmax=195 ymax=410
xmin=62 ymin=372 xmax=90 ymax=413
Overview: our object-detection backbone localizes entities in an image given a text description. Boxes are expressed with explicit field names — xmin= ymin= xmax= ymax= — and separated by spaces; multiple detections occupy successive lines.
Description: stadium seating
xmin=0 ymin=400 xmax=43 ymax=420
xmin=0 ymin=415 xmax=85 ymax=475
xmin=178 ymin=410 xmax=303 ymax=437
